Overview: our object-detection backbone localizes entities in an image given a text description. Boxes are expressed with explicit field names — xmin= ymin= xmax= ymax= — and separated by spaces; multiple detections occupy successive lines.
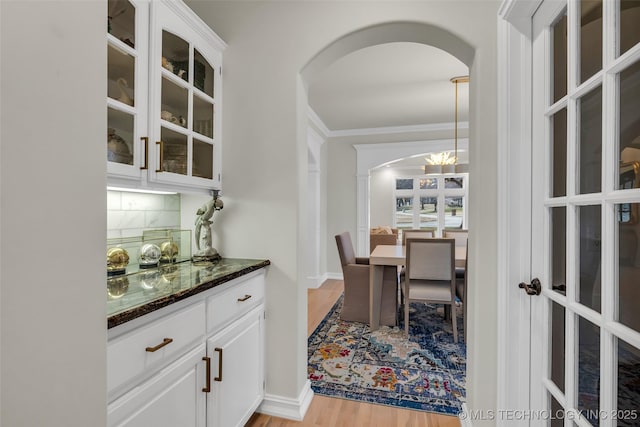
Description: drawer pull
xmin=237 ymin=294 xmax=252 ymax=302
xmin=145 ymin=338 xmax=173 ymax=352
xmin=202 ymin=357 xmax=211 ymax=393
xmin=214 ymin=347 xmax=223 ymax=382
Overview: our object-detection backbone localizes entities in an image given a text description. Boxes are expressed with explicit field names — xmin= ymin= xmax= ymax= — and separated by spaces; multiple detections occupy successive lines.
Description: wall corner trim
xmin=257 ymin=380 xmax=314 ymax=421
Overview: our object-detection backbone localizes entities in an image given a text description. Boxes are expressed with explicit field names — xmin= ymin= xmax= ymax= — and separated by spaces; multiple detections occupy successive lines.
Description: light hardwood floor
xmin=245 ymin=279 xmax=461 ymax=427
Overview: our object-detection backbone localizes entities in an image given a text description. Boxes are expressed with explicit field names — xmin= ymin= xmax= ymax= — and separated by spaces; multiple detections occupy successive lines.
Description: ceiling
xmin=307 ymin=42 xmax=469 ymax=132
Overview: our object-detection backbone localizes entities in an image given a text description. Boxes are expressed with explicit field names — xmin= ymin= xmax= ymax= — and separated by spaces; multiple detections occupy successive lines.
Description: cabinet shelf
xmin=108 ymin=34 xmax=137 ymax=58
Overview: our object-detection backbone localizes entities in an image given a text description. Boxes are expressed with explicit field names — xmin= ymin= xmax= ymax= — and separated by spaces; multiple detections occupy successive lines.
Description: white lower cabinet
xmin=108 ymin=344 xmax=207 ymax=427
xmin=207 ymin=307 xmax=264 ymax=427
xmin=108 ymin=270 xmax=266 ymax=427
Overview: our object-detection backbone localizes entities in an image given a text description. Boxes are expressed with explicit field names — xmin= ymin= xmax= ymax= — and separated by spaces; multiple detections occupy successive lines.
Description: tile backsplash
xmin=107 ymin=191 xmax=181 ymax=238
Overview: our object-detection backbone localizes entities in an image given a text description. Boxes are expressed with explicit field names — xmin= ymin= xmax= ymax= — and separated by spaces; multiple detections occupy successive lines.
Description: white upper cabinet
xmin=148 ymin=1 xmax=224 ymax=190
xmin=107 ymin=0 xmax=225 ymax=192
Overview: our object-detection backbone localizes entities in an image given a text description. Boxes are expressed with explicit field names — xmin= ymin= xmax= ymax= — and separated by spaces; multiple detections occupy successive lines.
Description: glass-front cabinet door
xmin=107 ymin=0 xmax=149 ymax=179
xmin=530 ymin=1 xmax=640 ymax=425
xmin=149 ymin=1 xmax=225 ymax=190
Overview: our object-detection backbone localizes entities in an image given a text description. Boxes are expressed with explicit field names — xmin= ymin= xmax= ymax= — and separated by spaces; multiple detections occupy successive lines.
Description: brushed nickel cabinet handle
xmin=155 ymin=140 xmax=164 ymax=172
xmin=214 ymin=347 xmax=223 ymax=382
xmin=237 ymin=294 xmax=252 ymax=302
xmin=145 ymin=337 xmax=173 ymax=352
xmin=140 ymin=137 xmax=149 ymax=170
xmin=202 ymin=356 xmax=211 ymax=392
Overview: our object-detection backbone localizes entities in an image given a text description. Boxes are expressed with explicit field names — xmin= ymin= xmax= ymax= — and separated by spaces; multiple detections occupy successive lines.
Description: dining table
xmin=368 ymin=243 xmax=466 ymax=331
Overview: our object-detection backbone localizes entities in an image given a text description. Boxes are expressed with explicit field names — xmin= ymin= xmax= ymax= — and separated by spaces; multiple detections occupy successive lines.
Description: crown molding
xmin=307 ymin=107 xmax=468 ymax=139
xmin=160 ymin=0 xmax=227 ymax=51
xmin=307 ymin=107 xmax=332 ymax=139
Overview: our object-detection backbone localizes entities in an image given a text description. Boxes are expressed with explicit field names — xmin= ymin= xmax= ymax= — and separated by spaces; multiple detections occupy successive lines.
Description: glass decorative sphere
xmin=107 ymin=247 xmax=129 ymax=272
xmin=139 ymin=243 xmax=161 ymax=267
xmin=107 ymin=276 xmax=129 ymax=299
xmin=160 ymin=241 xmax=179 ymax=263
xmin=139 ymin=271 xmax=161 ymax=290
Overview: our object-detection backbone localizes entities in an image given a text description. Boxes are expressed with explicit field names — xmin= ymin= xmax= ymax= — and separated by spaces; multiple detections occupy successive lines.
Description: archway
xmin=300 ymin=19 xmax=475 ymax=268
xmin=298 ymin=18 xmax=477 ymax=418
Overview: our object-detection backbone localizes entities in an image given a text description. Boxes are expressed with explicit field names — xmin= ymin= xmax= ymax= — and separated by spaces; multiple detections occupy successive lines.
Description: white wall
xmin=370 ymin=168 xmax=395 ymax=230
xmin=0 ymin=1 xmax=107 ymax=425
xmin=107 ymin=191 xmax=182 ymax=238
xmin=187 ymin=1 xmax=499 ymax=423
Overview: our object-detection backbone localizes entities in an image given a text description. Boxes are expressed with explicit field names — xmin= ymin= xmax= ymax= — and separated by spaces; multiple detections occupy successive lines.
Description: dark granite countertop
xmin=107 ymin=258 xmax=270 ymax=329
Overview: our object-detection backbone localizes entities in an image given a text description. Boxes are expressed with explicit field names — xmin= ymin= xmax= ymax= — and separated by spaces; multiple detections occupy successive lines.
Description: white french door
xmin=530 ymin=1 xmax=640 ymax=427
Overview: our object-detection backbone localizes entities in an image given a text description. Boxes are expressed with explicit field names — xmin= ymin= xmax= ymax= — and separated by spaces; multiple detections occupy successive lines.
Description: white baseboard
xmin=306 ymin=276 xmax=322 ymax=289
xmin=257 ymin=380 xmax=314 ymax=421
xmin=459 ymin=403 xmax=473 ymax=427
xmin=306 ymin=273 xmax=343 ymax=288
xmin=325 ymin=272 xmax=343 ymax=281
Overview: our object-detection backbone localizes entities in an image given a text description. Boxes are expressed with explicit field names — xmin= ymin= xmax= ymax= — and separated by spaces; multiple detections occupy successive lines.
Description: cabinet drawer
xmin=207 ymin=273 xmax=264 ymax=333
xmin=108 ymin=302 xmax=205 ymax=396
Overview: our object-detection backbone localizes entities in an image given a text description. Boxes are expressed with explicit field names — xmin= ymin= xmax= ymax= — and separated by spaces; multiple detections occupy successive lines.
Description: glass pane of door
xmin=193 ymin=139 xmax=213 ymax=180
xmin=578 ymin=205 xmax=601 ymax=312
xmin=551 ymin=207 xmax=566 ymax=294
xmin=578 ymin=86 xmax=602 ymax=194
xmin=553 ymin=109 xmax=567 ymax=197
xmin=618 ymin=60 xmax=640 ymax=189
xmin=550 ymin=394 xmax=564 ymax=426
xmin=162 ymin=31 xmax=189 ymax=82
xmin=161 ymin=78 xmax=188 ymax=128
xmin=617 ymin=202 xmax=640 ymax=333
xmin=107 ymin=45 xmax=135 ymax=106
xmin=577 ymin=317 xmax=600 ymax=423
xmin=194 ymin=49 xmax=214 ymax=97
xmin=620 ymin=1 xmax=640 ymax=56
xmin=107 ymin=108 xmax=134 ymax=165
xmin=193 ymin=95 xmax=213 ymax=138
xmin=617 ymin=338 xmax=640 ymax=425
xmin=551 ymin=301 xmax=565 ymax=392
xmin=553 ymin=13 xmax=568 ymax=103
xmin=580 ymin=0 xmax=602 ymax=84
xmin=160 ymin=127 xmax=187 ymax=175
xmin=108 ymin=0 xmax=135 ymax=47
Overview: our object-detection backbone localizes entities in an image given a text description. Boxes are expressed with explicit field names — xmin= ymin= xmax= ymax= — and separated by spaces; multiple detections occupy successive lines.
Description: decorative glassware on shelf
xmin=142 ymin=229 xmax=191 ymax=264
xmin=106 ymin=229 xmax=191 ymax=277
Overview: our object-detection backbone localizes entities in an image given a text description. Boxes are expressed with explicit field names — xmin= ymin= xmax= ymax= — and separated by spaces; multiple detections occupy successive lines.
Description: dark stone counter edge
xmin=107 ymin=259 xmax=271 ymax=329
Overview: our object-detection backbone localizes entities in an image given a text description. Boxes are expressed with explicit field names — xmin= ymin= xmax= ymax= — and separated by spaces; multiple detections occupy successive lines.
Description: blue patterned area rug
xmin=308 ymin=295 xmax=466 ymax=415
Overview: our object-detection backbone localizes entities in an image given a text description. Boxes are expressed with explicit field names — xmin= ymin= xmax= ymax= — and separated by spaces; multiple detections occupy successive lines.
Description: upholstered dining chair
xmin=401 ymin=229 xmax=435 ymax=246
xmin=398 ymin=229 xmax=434 ymax=302
xmin=335 ymin=232 xmax=398 ymax=326
xmin=443 ymin=229 xmax=468 ymax=275
xmin=455 ymin=241 xmax=468 ymax=342
xmin=403 ymin=238 xmax=458 ymax=342
xmin=370 ymin=233 xmax=398 ymax=253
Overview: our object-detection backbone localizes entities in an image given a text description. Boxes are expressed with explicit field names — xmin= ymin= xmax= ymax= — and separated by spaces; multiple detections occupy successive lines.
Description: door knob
xmin=518 ymin=278 xmax=541 ymax=296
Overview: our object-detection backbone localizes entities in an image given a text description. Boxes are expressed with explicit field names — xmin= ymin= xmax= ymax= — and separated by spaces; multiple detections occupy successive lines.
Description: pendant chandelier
xmin=424 ymin=75 xmax=469 ymax=175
